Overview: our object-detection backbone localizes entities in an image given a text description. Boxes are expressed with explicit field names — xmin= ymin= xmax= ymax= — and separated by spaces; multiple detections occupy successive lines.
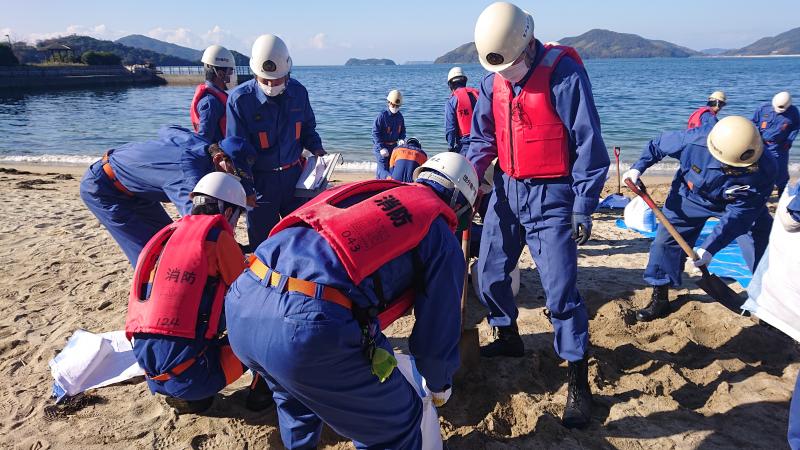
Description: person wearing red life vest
xmin=388 ymin=137 xmax=428 ymax=182
xmin=191 ymin=45 xmax=236 ymax=143
xmin=467 ymin=2 xmax=610 ymax=428
xmin=688 ymin=91 xmax=726 ymax=129
xmin=126 ymin=172 xmax=272 ymax=414
xmin=445 ymin=67 xmax=479 ymax=154
xmin=225 ymin=153 xmax=478 ymax=449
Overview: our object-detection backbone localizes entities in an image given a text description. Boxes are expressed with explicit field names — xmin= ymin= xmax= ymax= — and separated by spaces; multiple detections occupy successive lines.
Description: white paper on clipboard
xmin=295 ymin=153 xmax=343 ymax=197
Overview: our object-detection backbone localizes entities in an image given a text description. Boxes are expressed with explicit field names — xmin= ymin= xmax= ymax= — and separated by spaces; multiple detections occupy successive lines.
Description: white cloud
xmin=23 ymin=24 xmax=123 ymax=44
xmin=309 ymin=33 xmax=327 ymax=50
xmin=147 ymin=25 xmax=247 ymax=53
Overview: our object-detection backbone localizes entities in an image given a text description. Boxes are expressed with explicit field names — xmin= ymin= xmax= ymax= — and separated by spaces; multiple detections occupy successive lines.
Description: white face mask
xmin=259 ymin=80 xmax=286 ymax=97
xmin=498 ymin=58 xmax=530 ymax=84
xmin=389 ymin=105 xmax=400 ymax=114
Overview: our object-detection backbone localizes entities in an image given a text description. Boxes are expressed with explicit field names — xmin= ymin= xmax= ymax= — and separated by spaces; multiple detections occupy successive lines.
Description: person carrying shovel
xmin=623 ymin=116 xmax=776 ymax=322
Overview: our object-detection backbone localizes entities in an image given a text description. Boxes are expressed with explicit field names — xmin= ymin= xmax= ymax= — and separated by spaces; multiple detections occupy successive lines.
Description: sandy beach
xmin=0 ymin=162 xmax=797 ymax=449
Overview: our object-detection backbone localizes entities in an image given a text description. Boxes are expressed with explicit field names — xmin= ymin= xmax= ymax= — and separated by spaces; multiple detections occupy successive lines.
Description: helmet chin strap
xmin=417 ymin=171 xmax=471 ymax=216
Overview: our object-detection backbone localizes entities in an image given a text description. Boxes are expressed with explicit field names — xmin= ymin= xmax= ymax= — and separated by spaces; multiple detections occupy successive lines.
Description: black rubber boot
xmin=636 ymin=285 xmax=670 ymax=322
xmin=245 ymin=373 xmax=275 ymax=412
xmin=561 ymin=358 xmax=592 ymax=429
xmin=480 ymin=322 xmax=524 ymax=358
xmin=164 ymin=395 xmax=214 ymax=414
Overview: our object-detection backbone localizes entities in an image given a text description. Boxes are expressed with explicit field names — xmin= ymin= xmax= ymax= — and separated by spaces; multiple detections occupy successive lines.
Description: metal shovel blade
xmin=695 ymin=267 xmax=746 ymax=311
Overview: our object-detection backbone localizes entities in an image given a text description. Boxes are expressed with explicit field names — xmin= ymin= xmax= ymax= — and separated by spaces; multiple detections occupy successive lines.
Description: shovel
xmin=456 ymin=224 xmax=480 ymax=382
xmin=614 ymin=146 xmax=622 ymax=195
xmin=625 ymin=178 xmax=745 ymax=311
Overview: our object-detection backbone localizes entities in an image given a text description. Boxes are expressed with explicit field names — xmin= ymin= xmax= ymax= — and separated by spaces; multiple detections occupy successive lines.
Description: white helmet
xmin=772 ymin=91 xmax=792 ymax=113
xmin=447 ymin=66 xmax=466 ymax=83
xmin=387 ymin=89 xmax=403 ymax=105
xmin=474 ymin=2 xmax=535 ymax=72
xmin=191 ymin=172 xmax=247 ymax=209
xmin=708 ymin=91 xmax=727 ymax=103
xmin=706 ymin=116 xmax=763 ymax=167
xmin=250 ymin=34 xmax=292 ymax=80
xmin=413 ymin=152 xmax=478 ymax=213
xmin=201 ymin=45 xmax=235 ymax=69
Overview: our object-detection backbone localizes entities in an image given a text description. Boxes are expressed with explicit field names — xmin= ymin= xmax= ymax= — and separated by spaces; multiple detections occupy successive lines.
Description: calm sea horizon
xmin=1 ymin=57 xmax=799 ymax=175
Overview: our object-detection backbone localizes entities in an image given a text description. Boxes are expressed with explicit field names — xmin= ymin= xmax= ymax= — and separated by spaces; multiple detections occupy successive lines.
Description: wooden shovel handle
xmin=625 ymin=178 xmax=699 ymax=262
xmin=460 ymin=226 xmax=471 ymax=328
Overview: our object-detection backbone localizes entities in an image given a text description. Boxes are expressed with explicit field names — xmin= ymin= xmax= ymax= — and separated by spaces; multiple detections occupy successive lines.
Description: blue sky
xmin=3 ymin=0 xmax=799 ymax=65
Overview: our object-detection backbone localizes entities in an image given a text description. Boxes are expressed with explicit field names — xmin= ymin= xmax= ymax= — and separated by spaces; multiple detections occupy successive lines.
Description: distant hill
xmin=345 ymin=58 xmax=395 ymax=66
xmin=116 ymin=34 xmax=250 ymax=66
xmin=33 ymin=35 xmax=195 ymax=65
xmin=701 ymin=48 xmax=731 ymax=56
xmin=434 ymin=42 xmax=478 ymax=64
xmin=723 ymin=27 xmax=800 ymax=56
xmin=435 ymin=29 xmax=701 ymax=63
xmin=560 ymin=29 xmax=701 ymax=58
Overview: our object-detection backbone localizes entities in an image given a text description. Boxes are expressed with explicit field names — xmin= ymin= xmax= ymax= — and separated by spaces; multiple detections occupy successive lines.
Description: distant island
xmin=435 ymin=26 xmax=800 ymax=62
xmin=345 ymin=58 xmax=396 ymax=66
xmin=116 ymin=34 xmax=250 ymax=66
xmin=435 ymin=29 xmax=700 ymax=63
xmin=723 ymin=26 xmax=800 ymax=56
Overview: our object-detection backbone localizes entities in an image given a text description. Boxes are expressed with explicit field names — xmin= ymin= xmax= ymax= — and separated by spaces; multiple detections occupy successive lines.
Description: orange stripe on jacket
xmin=389 ymin=147 xmax=428 ymax=169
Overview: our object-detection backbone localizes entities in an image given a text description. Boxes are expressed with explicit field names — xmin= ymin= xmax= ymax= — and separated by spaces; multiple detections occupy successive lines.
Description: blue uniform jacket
xmin=226 ymin=78 xmax=324 ymax=176
xmin=631 ymin=125 xmax=777 ymax=255
xmin=751 ymin=103 xmax=800 ymax=153
xmin=108 ymin=126 xmax=214 ymax=216
xmin=195 ymin=82 xmax=226 ymax=143
xmin=790 ymin=182 xmax=800 ymax=221
xmin=389 ymin=143 xmax=427 ymax=182
xmin=372 ymin=109 xmax=406 ymax=152
xmin=445 ymin=91 xmax=478 ymax=153
xmin=697 ymin=109 xmax=718 ymax=128
xmin=467 ymin=39 xmax=610 ymax=215
xmin=253 ymin=217 xmax=464 ymax=392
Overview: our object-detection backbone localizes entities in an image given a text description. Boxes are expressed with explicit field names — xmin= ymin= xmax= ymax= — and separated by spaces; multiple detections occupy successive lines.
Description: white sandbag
xmin=295 ymin=153 xmax=343 ymax=198
xmin=395 ymin=354 xmax=443 ymax=450
xmin=624 ymin=195 xmax=657 ymax=233
xmin=743 ymin=191 xmax=800 ymax=343
xmin=49 ymin=330 xmax=144 ymax=401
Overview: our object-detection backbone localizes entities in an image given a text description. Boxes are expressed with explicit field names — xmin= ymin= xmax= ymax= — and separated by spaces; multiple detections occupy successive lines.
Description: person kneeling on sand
xmin=623 ymin=116 xmax=776 ymax=323
xmin=225 ymin=153 xmax=477 ymax=448
xmin=125 ymin=172 xmax=272 ymax=414
xmin=387 ymin=137 xmax=427 ymax=182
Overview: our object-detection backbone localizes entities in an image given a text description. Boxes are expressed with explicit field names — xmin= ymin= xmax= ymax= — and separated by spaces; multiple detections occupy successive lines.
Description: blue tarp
xmin=615 ymin=218 xmax=752 ymax=288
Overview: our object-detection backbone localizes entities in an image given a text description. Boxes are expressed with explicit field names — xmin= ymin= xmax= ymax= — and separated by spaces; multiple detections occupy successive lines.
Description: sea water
xmin=1 ymin=57 xmax=798 ymax=174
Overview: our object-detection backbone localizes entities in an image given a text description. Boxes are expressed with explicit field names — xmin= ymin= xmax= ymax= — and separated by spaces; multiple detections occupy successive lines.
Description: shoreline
xmin=0 ymin=161 xmax=682 ymax=187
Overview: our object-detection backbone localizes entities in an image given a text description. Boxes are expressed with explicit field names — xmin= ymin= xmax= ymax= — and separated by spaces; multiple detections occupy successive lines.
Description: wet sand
xmin=0 ymin=163 xmax=796 ymax=449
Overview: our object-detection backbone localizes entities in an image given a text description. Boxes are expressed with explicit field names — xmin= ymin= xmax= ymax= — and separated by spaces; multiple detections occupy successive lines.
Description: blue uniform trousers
xmin=772 ymin=148 xmax=791 ymax=197
xmin=136 ymin=337 xmax=239 ymax=401
xmin=643 ymin=192 xmax=772 ymax=287
xmin=247 ymin=164 xmax=306 ymax=249
xmin=80 ymin=161 xmax=172 ymax=266
xmin=477 ymin=171 xmax=588 ymax=362
xmin=226 ymin=271 xmax=423 ymax=450
xmin=790 ymin=371 xmax=800 ymax=450
xmin=374 ymin=143 xmax=398 ymax=180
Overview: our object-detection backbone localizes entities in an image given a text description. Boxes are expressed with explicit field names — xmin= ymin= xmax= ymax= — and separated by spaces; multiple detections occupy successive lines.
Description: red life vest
xmin=190 ymin=84 xmax=228 ymax=139
xmin=492 ymin=45 xmax=583 ymax=179
xmin=687 ymin=106 xmax=714 ymax=129
xmin=271 ymin=180 xmax=456 ymax=285
xmin=126 ymin=214 xmax=233 ymax=341
xmin=452 ymin=87 xmax=479 ymax=137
